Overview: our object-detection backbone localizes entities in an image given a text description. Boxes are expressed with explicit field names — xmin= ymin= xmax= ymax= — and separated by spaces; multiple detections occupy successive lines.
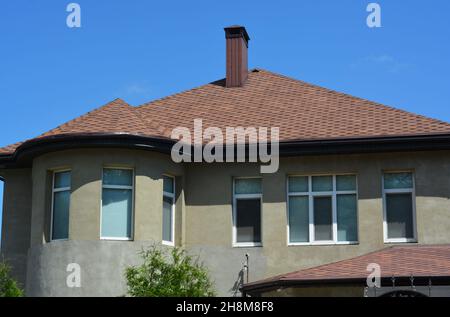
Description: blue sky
xmin=0 ymin=0 xmax=449 ymax=241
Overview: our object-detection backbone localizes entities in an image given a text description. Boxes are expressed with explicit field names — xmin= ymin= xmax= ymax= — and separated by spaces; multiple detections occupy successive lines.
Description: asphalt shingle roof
xmin=244 ymin=245 xmax=450 ymax=288
xmin=2 ymin=69 xmax=450 ymax=155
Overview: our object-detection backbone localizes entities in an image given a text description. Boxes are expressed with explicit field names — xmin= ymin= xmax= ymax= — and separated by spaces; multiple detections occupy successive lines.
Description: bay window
xmin=383 ymin=172 xmax=416 ymax=243
xmin=101 ymin=168 xmax=134 ymax=240
xmin=288 ymin=175 xmax=358 ymax=245
xmin=233 ymin=178 xmax=262 ymax=247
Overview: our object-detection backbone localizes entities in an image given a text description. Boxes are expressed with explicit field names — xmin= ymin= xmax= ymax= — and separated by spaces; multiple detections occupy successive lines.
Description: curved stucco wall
xmin=26 ymin=149 xmax=185 ymax=296
xmin=26 ymin=240 xmax=157 ymax=296
xmin=25 ymin=240 xmax=267 ymax=297
xmin=30 ymin=148 xmax=184 ymax=246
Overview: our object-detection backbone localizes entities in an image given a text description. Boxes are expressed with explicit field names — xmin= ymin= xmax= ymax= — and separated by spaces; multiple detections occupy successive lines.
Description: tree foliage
xmin=125 ymin=246 xmax=215 ymax=297
xmin=0 ymin=261 xmax=24 ymax=297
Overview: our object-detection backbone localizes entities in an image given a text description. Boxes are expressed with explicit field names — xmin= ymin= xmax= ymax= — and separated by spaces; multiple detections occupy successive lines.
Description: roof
xmin=2 ymin=69 xmax=450 ymax=157
xmin=242 ymin=245 xmax=450 ymax=291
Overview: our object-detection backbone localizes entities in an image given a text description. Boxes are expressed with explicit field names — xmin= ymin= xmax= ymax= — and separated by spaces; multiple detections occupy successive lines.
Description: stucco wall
xmin=25 ymin=149 xmax=185 ymax=296
xmin=0 ymin=168 xmax=32 ymax=287
xmin=30 ymin=148 xmax=185 ymax=245
xmin=26 ymin=240 xmax=158 ymax=297
xmin=183 ymin=151 xmax=450 ymax=295
xmin=2 ymin=149 xmax=450 ymax=296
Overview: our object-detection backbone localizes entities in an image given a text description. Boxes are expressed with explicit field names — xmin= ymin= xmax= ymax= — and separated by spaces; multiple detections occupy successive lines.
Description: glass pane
xmin=314 ymin=196 xmax=332 ymax=241
xmin=103 ymin=169 xmax=133 ymax=186
xmin=312 ymin=176 xmax=333 ymax=192
xmin=337 ymin=194 xmax=358 ymax=242
xmin=236 ymin=199 xmax=261 ymax=243
xmin=336 ymin=175 xmax=356 ymax=191
xmin=288 ymin=176 xmax=308 ymax=193
xmin=52 ymin=191 xmax=70 ymax=240
xmin=289 ymin=196 xmax=309 ymax=243
xmin=54 ymin=171 xmax=71 ymax=189
xmin=386 ymin=193 xmax=414 ymax=239
xmin=235 ymin=178 xmax=262 ymax=195
xmin=163 ymin=176 xmax=174 ymax=194
xmin=163 ymin=196 xmax=173 ymax=242
xmin=101 ymin=188 xmax=132 ymax=238
xmin=384 ymin=173 xmax=413 ymax=189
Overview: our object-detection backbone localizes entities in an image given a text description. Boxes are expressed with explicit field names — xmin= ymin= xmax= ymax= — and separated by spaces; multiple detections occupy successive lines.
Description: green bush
xmin=0 ymin=261 xmax=24 ymax=297
xmin=125 ymin=246 xmax=215 ymax=297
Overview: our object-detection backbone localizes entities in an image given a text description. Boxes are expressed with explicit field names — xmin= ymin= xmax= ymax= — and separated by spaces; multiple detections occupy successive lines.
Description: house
xmin=1 ymin=26 xmax=450 ymax=297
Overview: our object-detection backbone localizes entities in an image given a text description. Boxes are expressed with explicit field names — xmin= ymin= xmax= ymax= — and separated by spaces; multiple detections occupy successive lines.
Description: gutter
xmin=241 ymin=276 xmax=450 ymax=296
xmin=279 ymin=133 xmax=450 ymax=156
xmin=1 ymin=132 xmax=450 ymax=168
xmin=0 ymin=133 xmax=176 ymax=168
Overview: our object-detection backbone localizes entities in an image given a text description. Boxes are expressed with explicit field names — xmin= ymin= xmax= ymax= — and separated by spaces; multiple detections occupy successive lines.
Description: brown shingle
xmin=2 ymin=69 xmax=450 ymax=155
xmin=244 ymin=245 xmax=450 ymax=287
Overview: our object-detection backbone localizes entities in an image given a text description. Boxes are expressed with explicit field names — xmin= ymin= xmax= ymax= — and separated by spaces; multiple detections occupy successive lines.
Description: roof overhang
xmin=2 ymin=132 xmax=450 ymax=168
xmin=0 ymin=133 xmax=176 ymax=169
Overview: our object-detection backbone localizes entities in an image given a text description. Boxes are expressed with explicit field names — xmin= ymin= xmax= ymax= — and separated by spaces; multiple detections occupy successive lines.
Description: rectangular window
xmin=101 ymin=168 xmax=134 ymax=240
xmin=233 ymin=178 xmax=262 ymax=247
xmin=287 ymin=175 xmax=358 ymax=245
xmin=383 ymin=172 xmax=416 ymax=243
xmin=313 ymin=196 xmax=333 ymax=241
xmin=51 ymin=171 xmax=71 ymax=241
xmin=162 ymin=175 xmax=175 ymax=245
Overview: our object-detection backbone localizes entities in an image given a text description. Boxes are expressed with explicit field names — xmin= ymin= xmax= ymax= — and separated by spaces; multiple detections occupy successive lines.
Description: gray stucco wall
xmin=2 ymin=149 xmax=450 ymax=296
xmin=182 ymin=151 xmax=450 ymax=295
xmin=0 ymin=168 xmax=32 ymax=287
xmin=26 ymin=240 xmax=156 ymax=297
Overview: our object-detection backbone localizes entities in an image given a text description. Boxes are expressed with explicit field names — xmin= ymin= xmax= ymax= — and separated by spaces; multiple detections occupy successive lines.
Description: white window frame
xmin=50 ymin=170 xmax=71 ymax=241
xmin=232 ymin=177 xmax=263 ymax=248
xmin=287 ymin=174 xmax=359 ymax=246
xmin=162 ymin=175 xmax=176 ymax=246
xmin=100 ymin=167 xmax=135 ymax=241
xmin=382 ymin=171 xmax=417 ymax=244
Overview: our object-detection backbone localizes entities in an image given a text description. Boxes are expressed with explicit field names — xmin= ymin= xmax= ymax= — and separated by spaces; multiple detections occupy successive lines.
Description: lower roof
xmin=242 ymin=245 xmax=450 ymax=292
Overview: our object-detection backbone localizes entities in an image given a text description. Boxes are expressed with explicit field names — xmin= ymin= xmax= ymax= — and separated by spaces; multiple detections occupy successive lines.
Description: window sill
xmin=100 ymin=237 xmax=133 ymax=241
xmin=162 ymin=240 xmax=175 ymax=247
xmin=288 ymin=241 xmax=359 ymax=246
xmin=50 ymin=238 xmax=69 ymax=242
xmin=384 ymin=239 xmax=417 ymax=244
xmin=233 ymin=243 xmax=263 ymax=248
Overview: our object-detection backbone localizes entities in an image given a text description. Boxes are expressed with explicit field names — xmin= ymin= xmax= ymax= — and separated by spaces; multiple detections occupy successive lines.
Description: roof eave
xmin=0 ymin=133 xmax=177 ymax=169
xmin=2 ymin=132 xmax=450 ymax=168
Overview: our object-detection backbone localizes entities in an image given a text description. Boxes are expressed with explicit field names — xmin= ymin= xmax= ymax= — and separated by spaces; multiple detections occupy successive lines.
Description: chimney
xmin=224 ymin=25 xmax=250 ymax=88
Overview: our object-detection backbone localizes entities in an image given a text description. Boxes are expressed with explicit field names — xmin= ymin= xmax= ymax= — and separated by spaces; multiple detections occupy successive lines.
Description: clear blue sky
xmin=0 ymin=1 xmax=449 ymax=241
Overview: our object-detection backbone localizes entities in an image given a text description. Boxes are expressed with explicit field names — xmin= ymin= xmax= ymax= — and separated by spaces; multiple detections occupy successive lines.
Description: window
xmin=51 ymin=171 xmax=71 ymax=241
xmin=383 ymin=172 xmax=416 ymax=243
xmin=233 ymin=178 xmax=262 ymax=247
xmin=101 ymin=168 xmax=134 ymax=240
xmin=162 ymin=175 xmax=175 ymax=245
xmin=287 ymin=175 xmax=358 ymax=245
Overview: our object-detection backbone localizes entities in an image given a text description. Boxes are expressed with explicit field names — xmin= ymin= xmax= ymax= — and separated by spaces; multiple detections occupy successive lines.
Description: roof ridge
xmin=254 ymin=68 xmax=450 ymax=126
xmin=136 ymin=80 xmax=222 ymax=109
xmin=131 ymin=105 xmax=164 ymax=134
xmin=39 ymin=98 xmax=129 ymax=137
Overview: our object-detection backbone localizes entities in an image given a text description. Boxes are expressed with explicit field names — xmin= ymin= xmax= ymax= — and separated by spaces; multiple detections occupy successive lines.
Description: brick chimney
xmin=224 ymin=25 xmax=250 ymax=88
